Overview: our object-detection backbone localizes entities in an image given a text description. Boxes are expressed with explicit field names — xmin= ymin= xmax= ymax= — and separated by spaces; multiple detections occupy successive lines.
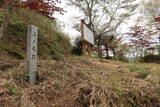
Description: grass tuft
xmin=128 ymin=65 xmax=150 ymax=79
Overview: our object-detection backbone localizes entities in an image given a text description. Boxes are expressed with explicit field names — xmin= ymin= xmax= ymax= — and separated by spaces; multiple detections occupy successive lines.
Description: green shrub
xmin=138 ymin=71 xmax=149 ymax=79
xmin=10 ymin=88 xmax=17 ymax=94
xmin=141 ymin=55 xmax=160 ymax=63
xmin=16 ymin=74 xmax=29 ymax=82
xmin=113 ymin=55 xmax=129 ymax=62
xmin=128 ymin=65 xmax=149 ymax=79
xmin=71 ymin=37 xmax=82 ymax=55
xmin=128 ymin=65 xmax=140 ymax=72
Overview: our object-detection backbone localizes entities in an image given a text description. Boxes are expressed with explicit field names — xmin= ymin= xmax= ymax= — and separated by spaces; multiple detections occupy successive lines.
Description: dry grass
xmin=0 ymin=56 xmax=160 ymax=107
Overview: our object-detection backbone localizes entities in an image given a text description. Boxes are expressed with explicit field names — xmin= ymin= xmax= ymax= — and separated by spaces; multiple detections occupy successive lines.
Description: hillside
xmin=1 ymin=1 xmax=160 ymax=107
xmin=0 ymin=56 xmax=160 ymax=107
xmin=0 ymin=8 xmax=71 ymax=61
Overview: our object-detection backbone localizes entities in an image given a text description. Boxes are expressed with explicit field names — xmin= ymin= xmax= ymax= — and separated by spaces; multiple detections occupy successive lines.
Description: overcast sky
xmin=53 ymin=0 xmax=80 ymax=39
xmin=53 ymin=0 xmax=144 ymax=41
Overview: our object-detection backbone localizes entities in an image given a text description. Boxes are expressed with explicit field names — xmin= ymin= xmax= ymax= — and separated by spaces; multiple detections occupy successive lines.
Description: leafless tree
xmin=69 ymin=0 xmax=138 ymax=58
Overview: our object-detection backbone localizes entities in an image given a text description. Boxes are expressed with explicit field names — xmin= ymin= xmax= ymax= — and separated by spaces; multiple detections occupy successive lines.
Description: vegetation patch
xmin=0 ymin=9 xmax=71 ymax=60
xmin=128 ymin=65 xmax=150 ymax=79
xmin=0 ymin=57 xmax=160 ymax=107
xmin=141 ymin=55 xmax=160 ymax=63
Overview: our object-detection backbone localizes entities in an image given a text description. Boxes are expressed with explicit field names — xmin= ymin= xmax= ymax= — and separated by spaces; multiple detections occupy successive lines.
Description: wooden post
xmin=27 ymin=25 xmax=38 ymax=85
xmin=81 ymin=20 xmax=85 ymax=55
xmin=82 ymin=41 xmax=87 ymax=55
xmin=87 ymin=44 xmax=92 ymax=56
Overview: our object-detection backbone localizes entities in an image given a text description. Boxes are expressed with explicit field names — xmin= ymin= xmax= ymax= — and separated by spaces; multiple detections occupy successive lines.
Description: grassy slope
xmin=0 ymin=9 xmax=71 ymax=60
xmin=0 ymin=7 xmax=160 ymax=107
xmin=0 ymin=56 xmax=160 ymax=107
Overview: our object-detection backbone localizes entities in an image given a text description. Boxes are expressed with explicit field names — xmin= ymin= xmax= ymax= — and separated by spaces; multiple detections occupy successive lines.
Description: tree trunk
xmin=97 ymin=35 xmax=102 ymax=58
xmin=0 ymin=0 xmax=14 ymax=40
xmin=104 ymin=43 xmax=109 ymax=58
xmin=111 ymin=48 xmax=116 ymax=57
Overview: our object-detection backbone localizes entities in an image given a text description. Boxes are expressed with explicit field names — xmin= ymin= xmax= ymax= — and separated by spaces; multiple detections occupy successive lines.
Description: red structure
xmin=2 ymin=0 xmax=8 ymax=5
xmin=0 ymin=0 xmax=8 ymax=11
xmin=155 ymin=17 xmax=160 ymax=22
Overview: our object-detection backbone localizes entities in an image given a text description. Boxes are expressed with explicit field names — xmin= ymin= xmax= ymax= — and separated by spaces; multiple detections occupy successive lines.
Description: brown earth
xmin=0 ymin=55 xmax=160 ymax=107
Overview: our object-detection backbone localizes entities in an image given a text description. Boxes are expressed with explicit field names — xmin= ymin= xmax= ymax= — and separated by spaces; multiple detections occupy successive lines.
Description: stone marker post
xmin=27 ymin=25 xmax=38 ymax=85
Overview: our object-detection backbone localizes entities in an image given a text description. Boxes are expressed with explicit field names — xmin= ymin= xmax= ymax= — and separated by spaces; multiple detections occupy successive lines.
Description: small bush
xmin=16 ymin=74 xmax=29 ymax=82
xmin=128 ymin=65 xmax=149 ymax=79
xmin=138 ymin=71 xmax=149 ymax=79
xmin=113 ymin=55 xmax=129 ymax=62
xmin=128 ymin=65 xmax=140 ymax=72
xmin=10 ymin=88 xmax=17 ymax=94
xmin=72 ymin=37 xmax=82 ymax=55
xmin=141 ymin=55 xmax=160 ymax=63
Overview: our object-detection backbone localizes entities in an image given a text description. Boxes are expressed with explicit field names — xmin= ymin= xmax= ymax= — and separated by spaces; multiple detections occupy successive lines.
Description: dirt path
xmin=0 ymin=56 xmax=160 ymax=107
